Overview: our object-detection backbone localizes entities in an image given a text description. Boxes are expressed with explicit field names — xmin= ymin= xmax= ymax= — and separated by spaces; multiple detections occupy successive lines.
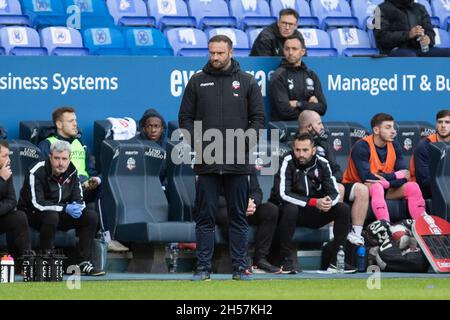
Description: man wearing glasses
xmin=250 ymin=8 xmax=305 ymax=56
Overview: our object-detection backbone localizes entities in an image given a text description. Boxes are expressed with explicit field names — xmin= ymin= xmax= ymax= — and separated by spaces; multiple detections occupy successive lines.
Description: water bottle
xmin=356 ymin=246 xmax=366 ymax=272
xmin=418 ymin=32 xmax=429 ymax=53
xmin=1 ymin=255 xmax=14 ymax=283
xmin=336 ymin=245 xmax=345 ymax=274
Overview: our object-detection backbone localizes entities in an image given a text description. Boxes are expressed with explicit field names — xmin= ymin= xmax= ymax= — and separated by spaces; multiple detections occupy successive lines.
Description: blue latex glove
xmin=65 ymin=202 xmax=83 ymax=219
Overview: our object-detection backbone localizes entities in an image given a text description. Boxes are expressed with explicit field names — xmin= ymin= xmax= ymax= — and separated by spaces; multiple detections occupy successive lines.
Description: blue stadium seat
xmin=64 ymin=0 xmax=115 ymax=29
xmin=207 ymin=27 xmax=250 ymax=56
xmin=247 ymin=27 xmax=263 ymax=47
xmin=329 ymin=27 xmax=379 ymax=56
xmin=146 ymin=0 xmax=196 ymax=30
xmin=431 ymin=0 xmax=450 ymax=30
xmin=100 ymin=139 xmax=195 ymax=271
xmin=415 ymin=0 xmax=440 ymax=27
xmin=19 ymin=120 xmax=54 ymax=146
xmin=0 ymin=0 xmax=31 ymax=26
xmin=100 ymin=139 xmax=196 ymax=240
xmin=166 ymin=27 xmax=208 ymax=56
xmin=228 ymin=0 xmax=276 ymax=30
xmin=351 ymin=0 xmax=382 ymax=30
xmin=40 ymin=26 xmax=89 ymax=55
xmin=166 ymin=139 xmax=196 ymax=222
xmin=106 ymin=0 xmax=156 ymax=27
xmin=322 ymin=121 xmax=369 ymax=172
xmin=310 ymin=0 xmax=358 ymax=29
xmin=123 ymin=27 xmax=174 ymax=55
xmin=434 ymin=27 xmax=450 ymax=47
xmin=83 ymin=27 xmax=131 ymax=55
xmin=188 ymin=0 xmax=237 ymax=30
xmin=0 ymin=26 xmax=47 ymax=55
xmin=299 ymin=28 xmax=338 ymax=56
xmin=5 ymin=140 xmax=77 ymax=249
xmin=394 ymin=121 xmax=436 ymax=166
xmin=271 ymin=0 xmax=319 ymax=28
xmin=19 ymin=0 xmax=66 ymax=27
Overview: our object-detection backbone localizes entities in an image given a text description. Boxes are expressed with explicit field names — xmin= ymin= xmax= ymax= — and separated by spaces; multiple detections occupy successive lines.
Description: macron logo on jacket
xmin=200 ymin=82 xmax=214 ymax=87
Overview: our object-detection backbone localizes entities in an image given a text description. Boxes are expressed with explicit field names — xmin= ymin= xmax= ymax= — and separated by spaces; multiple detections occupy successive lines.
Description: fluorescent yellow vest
xmin=47 ymin=136 xmax=89 ymax=178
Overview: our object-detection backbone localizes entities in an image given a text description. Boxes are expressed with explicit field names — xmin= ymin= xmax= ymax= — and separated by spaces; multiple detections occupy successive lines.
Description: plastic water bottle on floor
xmin=356 ymin=246 xmax=366 ymax=272
xmin=336 ymin=246 xmax=345 ymax=274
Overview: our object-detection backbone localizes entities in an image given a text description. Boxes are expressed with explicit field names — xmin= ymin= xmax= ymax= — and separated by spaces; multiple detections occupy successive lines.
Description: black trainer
xmin=281 ymin=258 xmax=300 ymax=274
xmin=78 ymin=261 xmax=106 ymax=276
xmin=255 ymin=258 xmax=282 ymax=273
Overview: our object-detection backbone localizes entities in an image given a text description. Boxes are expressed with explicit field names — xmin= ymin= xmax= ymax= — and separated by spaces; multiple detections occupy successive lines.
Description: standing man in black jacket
xmin=179 ymin=35 xmax=266 ymax=281
xmin=0 ymin=141 xmax=31 ymax=259
xmin=250 ymin=8 xmax=304 ymax=56
xmin=18 ymin=140 xmax=104 ymax=276
xmin=269 ymin=34 xmax=327 ymax=121
xmin=374 ymin=0 xmax=450 ymax=56
xmin=269 ymin=133 xmax=355 ymax=273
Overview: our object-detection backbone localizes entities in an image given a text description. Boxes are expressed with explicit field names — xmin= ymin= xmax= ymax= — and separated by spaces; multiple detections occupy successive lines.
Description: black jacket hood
xmin=202 ymin=58 xmax=241 ymax=77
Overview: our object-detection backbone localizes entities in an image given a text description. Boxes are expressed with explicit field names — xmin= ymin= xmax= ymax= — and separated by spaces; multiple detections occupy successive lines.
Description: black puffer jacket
xmin=0 ymin=176 xmax=16 ymax=216
xmin=18 ymin=159 xmax=85 ymax=212
xmin=178 ymin=59 xmax=266 ymax=175
xmin=269 ymin=152 xmax=340 ymax=206
xmin=374 ymin=0 xmax=435 ymax=53
xmin=250 ymin=23 xmax=305 ymax=56
xmin=270 ymin=60 xmax=327 ymax=121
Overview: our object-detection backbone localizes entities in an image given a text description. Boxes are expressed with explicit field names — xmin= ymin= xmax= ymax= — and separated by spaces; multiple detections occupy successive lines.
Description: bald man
xmin=298 ymin=111 xmax=368 ymax=245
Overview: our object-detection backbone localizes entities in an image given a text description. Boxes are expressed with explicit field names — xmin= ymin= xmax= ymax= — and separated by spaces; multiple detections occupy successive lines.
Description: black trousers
xmin=26 ymin=209 xmax=98 ymax=262
xmin=195 ymin=174 xmax=249 ymax=272
xmin=278 ymin=202 xmax=351 ymax=260
xmin=216 ymin=202 xmax=279 ymax=264
xmin=0 ymin=210 xmax=31 ymax=259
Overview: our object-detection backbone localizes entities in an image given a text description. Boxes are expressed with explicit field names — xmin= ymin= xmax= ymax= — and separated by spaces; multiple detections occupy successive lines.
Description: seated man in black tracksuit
xmin=269 ymin=34 xmax=327 ymax=121
xmin=269 ymin=132 xmax=355 ymax=273
xmin=18 ymin=140 xmax=104 ymax=276
xmin=215 ymin=170 xmax=281 ymax=273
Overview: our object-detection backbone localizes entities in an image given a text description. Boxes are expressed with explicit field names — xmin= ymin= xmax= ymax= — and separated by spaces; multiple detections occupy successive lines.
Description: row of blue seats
xmin=2 ymin=24 xmax=450 ymax=57
xmin=3 ymin=0 xmax=450 ymax=33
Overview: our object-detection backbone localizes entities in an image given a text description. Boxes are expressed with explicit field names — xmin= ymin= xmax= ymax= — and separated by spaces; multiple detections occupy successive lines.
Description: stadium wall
xmin=1 ymin=56 xmax=449 ymax=147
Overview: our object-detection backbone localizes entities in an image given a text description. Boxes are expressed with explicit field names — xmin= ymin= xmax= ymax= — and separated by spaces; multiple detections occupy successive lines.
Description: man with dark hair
xmin=269 ymin=133 xmax=354 ymax=273
xmin=250 ymin=8 xmax=305 ymax=56
xmin=343 ymin=113 xmax=428 ymax=222
xmin=269 ymin=34 xmax=327 ymax=121
xmin=179 ymin=35 xmax=266 ymax=280
xmin=374 ymin=0 xmax=450 ymax=56
xmin=38 ymin=106 xmax=100 ymax=203
xmin=0 ymin=141 xmax=31 ymax=259
xmin=137 ymin=108 xmax=167 ymax=186
xmin=298 ymin=110 xmax=368 ymax=245
xmin=18 ymin=140 xmax=104 ymax=276
xmin=411 ymin=109 xmax=450 ymax=198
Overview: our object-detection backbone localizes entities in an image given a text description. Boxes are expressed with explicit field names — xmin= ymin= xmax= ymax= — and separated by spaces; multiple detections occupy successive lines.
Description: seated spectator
xmin=18 ymin=140 xmax=105 ymax=276
xmin=0 ymin=141 xmax=31 ymax=260
xmin=216 ymin=170 xmax=281 ymax=273
xmin=411 ymin=109 xmax=450 ymax=198
xmin=136 ymin=108 xmax=167 ymax=187
xmin=270 ymin=34 xmax=327 ymax=121
xmin=374 ymin=0 xmax=450 ymax=56
xmin=38 ymin=106 xmax=101 ymax=204
xmin=250 ymin=8 xmax=305 ymax=56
